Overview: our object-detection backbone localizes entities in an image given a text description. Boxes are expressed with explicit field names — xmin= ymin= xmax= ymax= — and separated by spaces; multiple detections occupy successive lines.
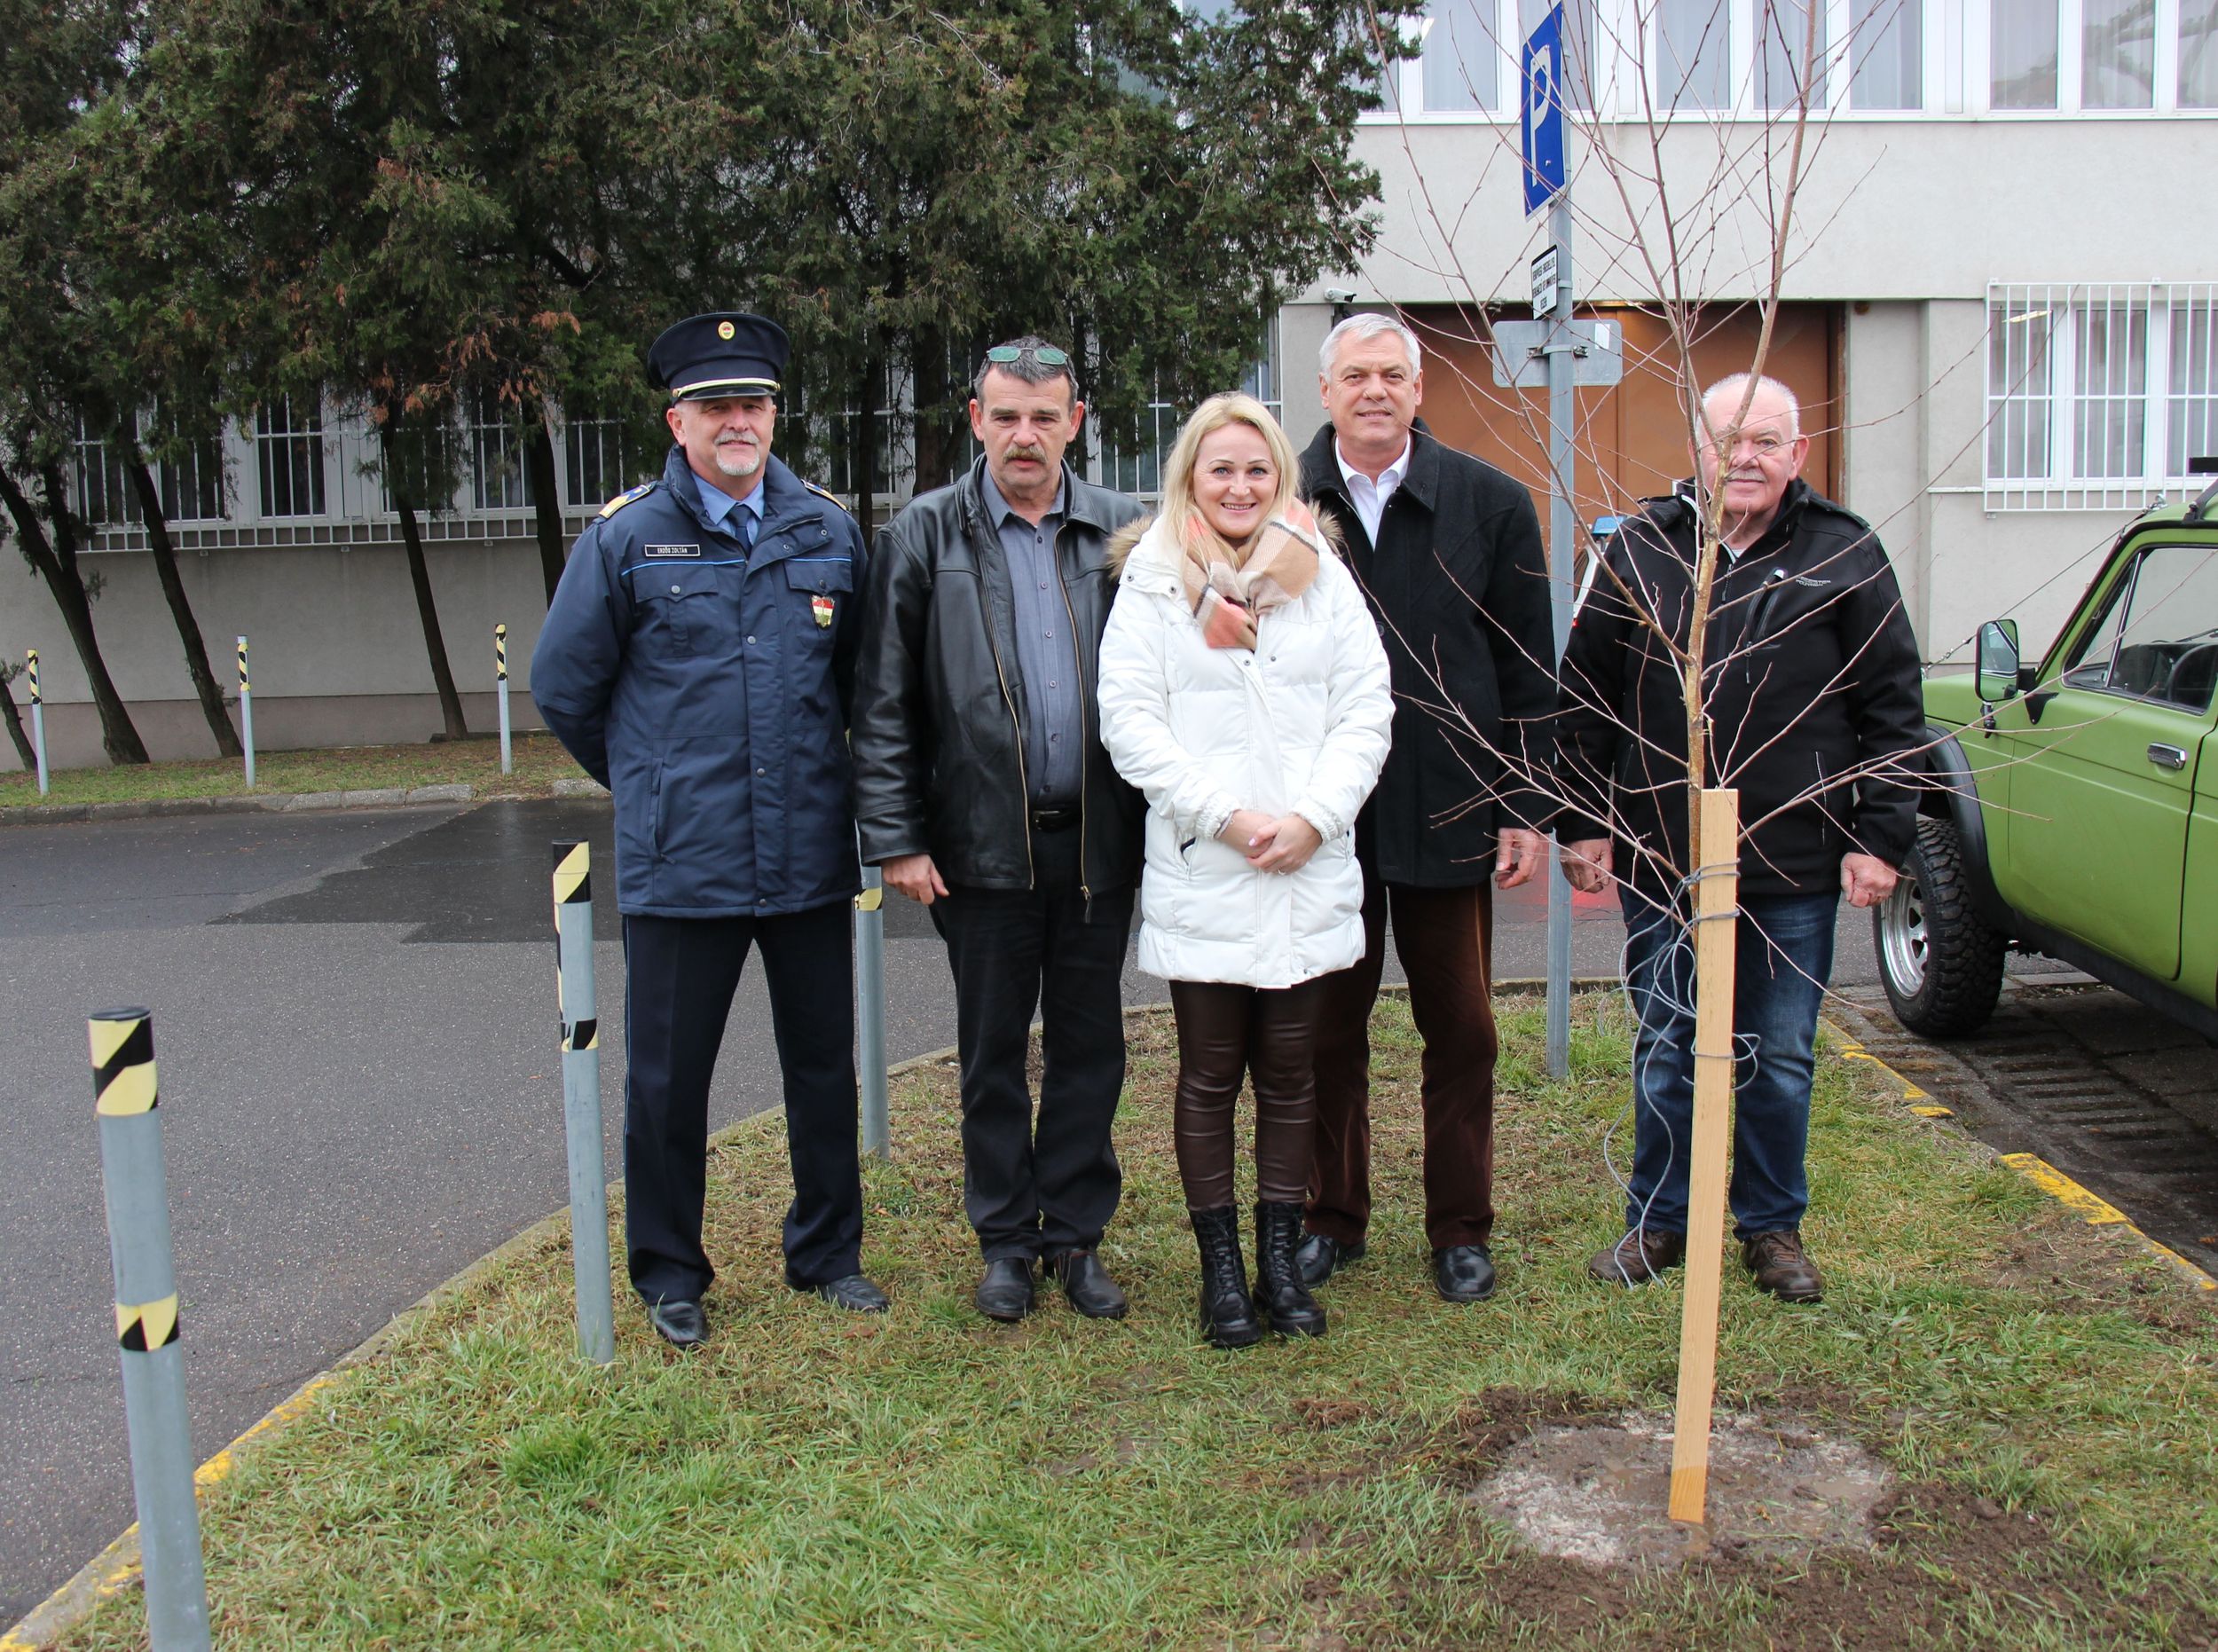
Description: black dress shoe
xmin=1047 ymin=1250 xmax=1128 ymax=1319
xmin=1433 ymin=1244 xmax=1497 ymax=1303
xmin=647 ymin=1298 xmax=707 ymax=1348
xmin=974 ymin=1257 xmax=1035 ymax=1322
xmin=808 ymin=1273 xmax=890 ymax=1313
xmin=1294 ymin=1231 xmax=1366 ymax=1287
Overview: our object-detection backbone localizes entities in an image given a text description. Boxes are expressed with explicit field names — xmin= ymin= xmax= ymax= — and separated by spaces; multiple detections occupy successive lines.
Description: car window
xmin=2058 ymin=565 xmax=2135 ymax=690
xmin=2100 ymin=542 xmax=2218 ymax=712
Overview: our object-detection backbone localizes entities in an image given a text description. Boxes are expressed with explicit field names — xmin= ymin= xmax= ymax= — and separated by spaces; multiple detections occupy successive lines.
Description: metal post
xmin=28 ymin=648 xmax=49 ymax=796
xmin=235 ymin=637 xmax=255 ymax=791
xmin=495 ymin=625 xmax=513 ymax=775
xmin=1544 ymin=193 xmax=1577 ymax=1079
xmin=551 ymin=842 xmax=615 ymax=1365
xmin=855 ymin=862 xmax=888 ymax=1160
xmin=88 ymin=1009 xmax=212 ymax=1652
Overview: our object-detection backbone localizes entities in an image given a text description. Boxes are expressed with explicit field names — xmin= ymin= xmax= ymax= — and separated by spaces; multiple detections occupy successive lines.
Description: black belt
xmin=1029 ymin=806 xmax=1081 ymax=832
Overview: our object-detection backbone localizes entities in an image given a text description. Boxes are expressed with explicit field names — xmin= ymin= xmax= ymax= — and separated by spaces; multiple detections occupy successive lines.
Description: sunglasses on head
xmin=985 ymin=344 xmax=1071 ymax=368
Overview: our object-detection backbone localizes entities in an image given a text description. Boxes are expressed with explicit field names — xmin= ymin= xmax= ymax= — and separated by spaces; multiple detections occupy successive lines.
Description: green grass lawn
xmin=0 ymin=732 xmax=589 ymax=807
xmin=55 ymin=995 xmax=2218 ymax=1649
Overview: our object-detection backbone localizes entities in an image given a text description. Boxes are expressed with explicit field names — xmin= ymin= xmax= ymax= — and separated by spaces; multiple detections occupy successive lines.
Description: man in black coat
xmin=850 ymin=339 xmax=1145 ymax=1324
xmin=1295 ymin=313 xmax=1557 ymax=1305
xmin=1557 ymin=372 xmax=1924 ymax=1304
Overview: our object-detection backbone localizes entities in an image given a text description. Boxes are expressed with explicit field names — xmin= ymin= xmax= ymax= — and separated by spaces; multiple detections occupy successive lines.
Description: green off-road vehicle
xmin=1876 ymin=466 xmax=2218 ymax=1040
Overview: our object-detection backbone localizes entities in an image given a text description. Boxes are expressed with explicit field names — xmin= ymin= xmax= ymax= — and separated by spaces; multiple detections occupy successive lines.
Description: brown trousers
xmin=1306 ymin=868 xmax=1498 ymax=1249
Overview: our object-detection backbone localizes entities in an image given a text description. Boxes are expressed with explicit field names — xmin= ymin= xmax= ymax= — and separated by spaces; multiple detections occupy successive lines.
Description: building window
xmin=2083 ymin=0 xmax=2157 ymax=106
xmin=1101 ymin=326 xmax=1282 ymax=498
xmin=562 ymin=413 xmax=635 ymax=509
xmin=1850 ymin=0 xmax=1923 ymax=106
xmin=77 ymin=413 xmax=227 ymax=526
xmin=1986 ymin=284 xmax=2218 ymax=507
xmin=468 ymin=397 xmax=532 ymax=512
xmin=1422 ymin=0 xmax=1502 ymax=111
xmin=1756 ymin=0 xmax=1830 ymax=106
xmin=257 ymin=395 xmax=327 ymax=518
xmin=2185 ymin=0 xmax=2218 ymax=102
xmin=1991 ymin=0 xmax=2060 ymax=105
xmin=1659 ymin=0 xmax=1733 ymax=108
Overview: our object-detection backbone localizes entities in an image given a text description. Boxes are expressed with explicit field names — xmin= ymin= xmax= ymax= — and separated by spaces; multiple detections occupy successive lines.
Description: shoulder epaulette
xmin=802 ymin=479 xmax=853 ymax=514
xmin=599 ymin=482 xmax=656 ymax=519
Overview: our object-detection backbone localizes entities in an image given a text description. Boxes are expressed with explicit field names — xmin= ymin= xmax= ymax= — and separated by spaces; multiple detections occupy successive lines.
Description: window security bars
xmin=1986 ymin=281 xmax=2218 ymax=509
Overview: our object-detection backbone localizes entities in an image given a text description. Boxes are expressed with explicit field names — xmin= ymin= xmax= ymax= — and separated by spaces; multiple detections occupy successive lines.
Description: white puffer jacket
xmin=1097 ymin=516 xmax=1394 ymax=987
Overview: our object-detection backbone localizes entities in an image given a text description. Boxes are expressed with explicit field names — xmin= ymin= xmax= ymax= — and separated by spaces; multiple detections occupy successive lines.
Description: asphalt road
xmin=0 ymin=798 xmax=1875 ymax=1623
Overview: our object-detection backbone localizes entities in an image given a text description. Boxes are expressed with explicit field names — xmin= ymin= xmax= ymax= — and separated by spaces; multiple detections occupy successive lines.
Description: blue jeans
xmin=1617 ymin=886 xmax=1837 ymax=1238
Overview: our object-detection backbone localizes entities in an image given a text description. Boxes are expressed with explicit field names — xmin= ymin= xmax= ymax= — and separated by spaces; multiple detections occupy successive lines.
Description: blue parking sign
xmin=1522 ymin=5 xmax=1567 ymax=216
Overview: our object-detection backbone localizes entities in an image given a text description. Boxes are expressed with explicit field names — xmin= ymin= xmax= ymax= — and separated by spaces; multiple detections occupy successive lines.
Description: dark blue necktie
xmin=738 ymin=509 xmax=758 ymax=553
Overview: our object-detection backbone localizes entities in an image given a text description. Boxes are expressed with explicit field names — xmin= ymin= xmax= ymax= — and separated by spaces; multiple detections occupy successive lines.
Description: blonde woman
xmin=1097 ymin=394 xmax=1392 ymax=1347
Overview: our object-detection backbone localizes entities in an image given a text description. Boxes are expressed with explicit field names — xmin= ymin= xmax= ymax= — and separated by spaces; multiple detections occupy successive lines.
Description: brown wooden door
xmin=1404 ymin=302 xmax=1842 ymax=547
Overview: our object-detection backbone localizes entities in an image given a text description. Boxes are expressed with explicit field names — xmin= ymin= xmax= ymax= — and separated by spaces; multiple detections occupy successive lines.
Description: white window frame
xmin=1984 ymin=280 xmax=2218 ymax=509
xmin=1357 ymin=0 xmax=2218 ymax=118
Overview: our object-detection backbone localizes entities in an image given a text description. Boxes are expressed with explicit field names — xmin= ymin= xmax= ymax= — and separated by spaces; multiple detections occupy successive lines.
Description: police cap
xmin=648 ymin=313 xmax=790 ymax=402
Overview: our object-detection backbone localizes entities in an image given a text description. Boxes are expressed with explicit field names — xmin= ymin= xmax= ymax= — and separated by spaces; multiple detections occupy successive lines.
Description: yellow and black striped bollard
xmin=89 ymin=1008 xmax=212 ymax=1651
xmin=235 ymin=635 xmax=255 ymax=790
xmin=495 ymin=623 xmax=513 ymax=775
xmin=27 ymin=647 xmax=48 ymax=795
xmin=552 ymin=842 xmax=615 ymax=1363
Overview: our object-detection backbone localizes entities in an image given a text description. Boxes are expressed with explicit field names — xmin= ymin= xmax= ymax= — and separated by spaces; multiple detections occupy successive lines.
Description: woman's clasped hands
xmin=1220 ymin=808 xmax=1322 ymax=875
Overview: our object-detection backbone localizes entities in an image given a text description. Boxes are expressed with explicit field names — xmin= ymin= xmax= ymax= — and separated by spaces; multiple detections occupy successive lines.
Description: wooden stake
xmin=1668 ymin=785 xmax=1740 ymax=1524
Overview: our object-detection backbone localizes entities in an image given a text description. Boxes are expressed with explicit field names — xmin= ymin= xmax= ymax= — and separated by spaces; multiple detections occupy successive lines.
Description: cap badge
xmin=717 ymin=320 xmax=736 ymax=340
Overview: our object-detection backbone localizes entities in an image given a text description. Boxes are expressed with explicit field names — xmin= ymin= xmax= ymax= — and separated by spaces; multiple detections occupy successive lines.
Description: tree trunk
xmin=124 ymin=454 xmax=242 ymax=758
xmin=378 ymin=424 xmax=469 ymax=742
xmin=0 ymin=463 xmax=150 ymax=765
xmin=525 ymin=411 xmax=567 ymax=603
xmin=0 ymin=673 xmax=34 ymax=771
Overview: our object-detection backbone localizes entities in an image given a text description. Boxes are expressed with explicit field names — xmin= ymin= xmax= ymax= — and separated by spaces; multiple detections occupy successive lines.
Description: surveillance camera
xmin=1322 ymin=287 xmax=1358 ymax=304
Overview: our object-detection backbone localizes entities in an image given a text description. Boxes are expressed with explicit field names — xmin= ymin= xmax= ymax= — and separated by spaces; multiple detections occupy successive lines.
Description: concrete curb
xmin=0 ymin=783 xmax=478 ymax=828
xmin=1823 ymin=1020 xmax=2218 ymax=1294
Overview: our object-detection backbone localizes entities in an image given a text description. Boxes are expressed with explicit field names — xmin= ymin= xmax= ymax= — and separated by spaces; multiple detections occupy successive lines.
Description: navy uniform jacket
xmin=532 ymin=445 xmax=868 ymax=917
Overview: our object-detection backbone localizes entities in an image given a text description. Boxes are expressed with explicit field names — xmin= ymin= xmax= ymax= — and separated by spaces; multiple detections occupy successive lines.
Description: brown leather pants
xmin=1167 ymin=978 xmax=1323 ymax=1210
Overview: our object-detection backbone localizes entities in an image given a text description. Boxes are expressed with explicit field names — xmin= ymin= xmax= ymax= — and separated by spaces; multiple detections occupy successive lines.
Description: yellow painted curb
xmin=1825 ymin=1021 xmax=2218 ymax=1295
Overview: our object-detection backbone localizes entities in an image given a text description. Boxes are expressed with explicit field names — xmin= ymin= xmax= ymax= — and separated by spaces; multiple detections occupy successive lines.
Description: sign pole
xmin=1543 ymin=194 xmax=1577 ymax=1081
xmin=1524 ymin=3 xmax=1575 ymax=1080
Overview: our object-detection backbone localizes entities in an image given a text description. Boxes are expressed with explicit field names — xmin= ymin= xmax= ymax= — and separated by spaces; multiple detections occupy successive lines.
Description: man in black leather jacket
xmin=851 ymin=339 xmax=1144 ymax=1324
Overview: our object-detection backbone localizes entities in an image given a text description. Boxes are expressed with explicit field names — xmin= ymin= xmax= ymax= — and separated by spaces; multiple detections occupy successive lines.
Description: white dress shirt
xmin=1334 ymin=438 xmax=1412 ymax=547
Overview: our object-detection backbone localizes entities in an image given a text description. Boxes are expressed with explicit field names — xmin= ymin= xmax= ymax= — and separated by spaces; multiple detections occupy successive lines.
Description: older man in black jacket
xmin=1295 ymin=313 xmax=1557 ymax=1306
xmin=851 ymin=339 xmax=1145 ymax=1324
xmin=1557 ymin=372 xmax=1923 ymax=1304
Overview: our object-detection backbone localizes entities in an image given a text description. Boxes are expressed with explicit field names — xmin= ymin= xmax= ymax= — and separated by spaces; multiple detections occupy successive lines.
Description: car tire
xmin=1874 ymin=816 xmax=2007 ymax=1038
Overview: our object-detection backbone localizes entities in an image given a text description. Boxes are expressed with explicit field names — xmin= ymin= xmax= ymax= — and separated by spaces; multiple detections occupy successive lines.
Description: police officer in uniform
xmin=533 ymin=312 xmax=885 ymax=1347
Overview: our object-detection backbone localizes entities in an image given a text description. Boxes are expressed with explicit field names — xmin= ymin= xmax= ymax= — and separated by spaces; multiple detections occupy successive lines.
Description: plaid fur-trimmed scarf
xmin=1178 ymin=499 xmax=1325 ymax=650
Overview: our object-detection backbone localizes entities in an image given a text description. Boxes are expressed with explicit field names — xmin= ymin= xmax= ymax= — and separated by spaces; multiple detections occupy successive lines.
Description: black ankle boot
xmin=1254 ymin=1200 xmax=1326 ymax=1337
xmin=1191 ymin=1207 xmax=1262 ymax=1349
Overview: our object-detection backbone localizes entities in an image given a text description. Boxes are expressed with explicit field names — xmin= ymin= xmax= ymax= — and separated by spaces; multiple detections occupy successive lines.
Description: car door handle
xmin=2147 ymin=743 xmax=2189 ymax=771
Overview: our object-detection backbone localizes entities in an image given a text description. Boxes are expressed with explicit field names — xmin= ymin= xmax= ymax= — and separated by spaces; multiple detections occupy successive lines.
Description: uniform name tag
xmin=642 ymin=543 xmax=701 ymax=559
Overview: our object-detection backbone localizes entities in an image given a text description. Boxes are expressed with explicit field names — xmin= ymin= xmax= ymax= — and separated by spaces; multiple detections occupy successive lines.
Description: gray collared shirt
xmin=980 ymin=468 xmax=1081 ymax=806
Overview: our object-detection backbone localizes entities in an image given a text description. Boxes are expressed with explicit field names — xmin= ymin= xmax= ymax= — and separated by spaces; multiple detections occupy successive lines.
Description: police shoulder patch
xmin=599 ymin=482 xmax=656 ymax=520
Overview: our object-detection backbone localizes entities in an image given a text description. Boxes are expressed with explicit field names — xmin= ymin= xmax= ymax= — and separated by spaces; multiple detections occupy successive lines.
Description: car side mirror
xmin=1976 ymin=618 xmax=2020 ymax=704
